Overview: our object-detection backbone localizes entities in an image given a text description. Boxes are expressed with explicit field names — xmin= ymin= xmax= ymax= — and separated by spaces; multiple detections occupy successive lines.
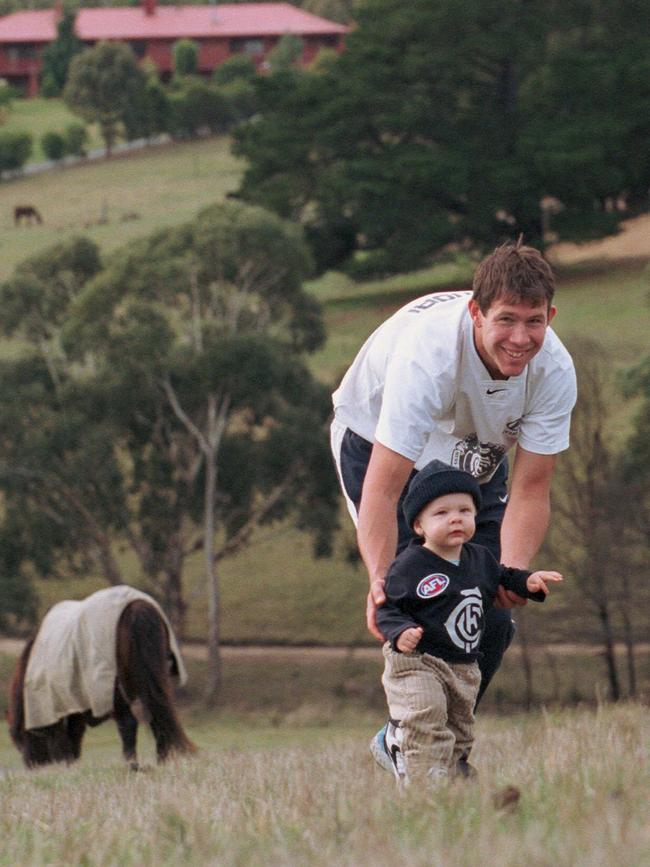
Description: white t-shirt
xmin=332 ymin=291 xmax=577 ymax=479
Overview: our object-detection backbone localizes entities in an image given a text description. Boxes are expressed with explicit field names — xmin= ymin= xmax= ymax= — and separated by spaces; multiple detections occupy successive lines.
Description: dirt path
xmin=548 ymin=213 xmax=650 ymax=264
xmin=1 ymin=637 xmax=648 ymax=660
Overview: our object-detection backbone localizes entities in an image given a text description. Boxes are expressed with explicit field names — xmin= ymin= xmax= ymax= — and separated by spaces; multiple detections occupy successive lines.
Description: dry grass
xmin=1 ymin=702 xmax=649 ymax=865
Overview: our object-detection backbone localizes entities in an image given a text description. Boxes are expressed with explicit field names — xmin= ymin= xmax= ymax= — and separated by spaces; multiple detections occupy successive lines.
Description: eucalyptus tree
xmin=64 ymin=41 xmax=146 ymax=154
xmin=63 ymin=200 xmax=338 ymax=701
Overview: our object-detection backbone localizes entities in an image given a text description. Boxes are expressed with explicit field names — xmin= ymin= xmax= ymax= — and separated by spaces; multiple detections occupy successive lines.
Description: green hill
xmin=0 ymin=133 xmax=243 ymax=285
xmin=0 ymin=110 xmax=648 ymax=649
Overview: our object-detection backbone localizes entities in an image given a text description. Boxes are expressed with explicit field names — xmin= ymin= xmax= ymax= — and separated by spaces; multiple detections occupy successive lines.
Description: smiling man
xmin=330 ymin=240 xmax=577 ymax=776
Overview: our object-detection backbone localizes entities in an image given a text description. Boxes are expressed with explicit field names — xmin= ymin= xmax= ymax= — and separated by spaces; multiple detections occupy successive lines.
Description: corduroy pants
xmin=381 ymin=642 xmax=481 ymax=783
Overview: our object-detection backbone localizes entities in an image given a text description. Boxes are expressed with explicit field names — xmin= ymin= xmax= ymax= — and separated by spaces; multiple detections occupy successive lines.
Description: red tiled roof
xmin=0 ymin=2 xmax=348 ymax=44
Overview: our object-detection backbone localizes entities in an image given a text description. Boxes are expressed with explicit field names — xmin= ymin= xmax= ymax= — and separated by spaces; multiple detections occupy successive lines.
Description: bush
xmin=0 ymin=80 xmax=19 ymax=107
xmin=41 ymin=130 xmax=66 ymax=161
xmin=169 ymin=81 xmax=229 ymax=137
xmin=219 ymin=79 xmax=258 ymax=124
xmin=0 ymin=130 xmax=32 ymax=173
xmin=172 ymin=39 xmax=199 ymax=77
xmin=212 ymin=54 xmax=257 ymax=86
xmin=64 ymin=122 xmax=87 ymax=157
xmin=40 ymin=72 xmax=60 ymax=99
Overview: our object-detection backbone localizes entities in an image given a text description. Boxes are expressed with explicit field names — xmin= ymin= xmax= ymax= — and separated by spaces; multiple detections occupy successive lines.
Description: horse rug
xmin=24 ymin=584 xmax=187 ymax=730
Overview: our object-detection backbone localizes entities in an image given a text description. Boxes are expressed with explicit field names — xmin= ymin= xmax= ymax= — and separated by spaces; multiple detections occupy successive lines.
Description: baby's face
xmin=414 ymin=492 xmax=476 ymax=553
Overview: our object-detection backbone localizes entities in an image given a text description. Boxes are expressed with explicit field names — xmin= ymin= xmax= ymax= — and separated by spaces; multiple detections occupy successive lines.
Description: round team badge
xmin=416 ymin=573 xmax=449 ymax=599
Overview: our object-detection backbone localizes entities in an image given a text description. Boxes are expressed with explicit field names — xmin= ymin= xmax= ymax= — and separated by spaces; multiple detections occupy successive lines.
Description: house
xmin=0 ymin=1 xmax=348 ymax=96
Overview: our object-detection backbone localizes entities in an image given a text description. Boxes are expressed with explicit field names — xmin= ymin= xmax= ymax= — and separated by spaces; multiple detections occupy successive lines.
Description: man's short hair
xmin=472 ymin=239 xmax=555 ymax=312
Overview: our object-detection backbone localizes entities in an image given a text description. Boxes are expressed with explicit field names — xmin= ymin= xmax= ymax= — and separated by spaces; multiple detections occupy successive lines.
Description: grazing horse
xmin=13 ymin=205 xmax=43 ymax=226
xmin=7 ymin=585 xmax=195 ymax=769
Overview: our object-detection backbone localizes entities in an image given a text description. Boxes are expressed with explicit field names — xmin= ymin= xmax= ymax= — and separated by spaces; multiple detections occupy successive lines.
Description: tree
xmin=64 ymin=41 xmax=146 ymax=155
xmin=234 ymin=0 xmax=650 ymax=274
xmin=39 ymin=6 xmax=82 ymax=97
xmin=543 ymin=338 xmax=647 ymax=700
xmin=58 ymin=200 xmax=338 ymax=702
xmin=266 ymin=34 xmax=303 ymax=72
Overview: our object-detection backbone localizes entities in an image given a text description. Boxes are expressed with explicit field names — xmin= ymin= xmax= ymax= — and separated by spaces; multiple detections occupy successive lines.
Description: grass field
xmin=0 ymin=701 xmax=648 ymax=865
xmin=0 ymin=103 xmax=649 ymax=654
xmin=0 ymin=134 xmax=244 ymax=284
xmin=0 ymin=96 xmax=104 ymax=163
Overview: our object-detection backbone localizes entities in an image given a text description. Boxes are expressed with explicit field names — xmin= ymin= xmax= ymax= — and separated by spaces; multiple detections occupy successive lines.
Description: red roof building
xmin=0 ymin=1 xmax=348 ymax=96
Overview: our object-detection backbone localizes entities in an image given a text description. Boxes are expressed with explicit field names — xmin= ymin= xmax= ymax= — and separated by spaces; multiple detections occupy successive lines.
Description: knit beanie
xmin=402 ymin=460 xmax=482 ymax=528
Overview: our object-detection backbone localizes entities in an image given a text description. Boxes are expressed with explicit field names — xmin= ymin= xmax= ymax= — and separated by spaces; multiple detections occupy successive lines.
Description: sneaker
xmin=369 ymin=720 xmax=406 ymax=780
xmin=455 ymin=754 xmax=479 ymax=780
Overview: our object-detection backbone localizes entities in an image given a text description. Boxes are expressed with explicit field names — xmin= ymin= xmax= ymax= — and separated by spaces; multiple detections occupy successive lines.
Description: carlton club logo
xmin=416 ymin=573 xmax=449 ymax=599
xmin=444 ymin=587 xmax=484 ymax=652
xmin=450 ymin=434 xmax=505 ymax=480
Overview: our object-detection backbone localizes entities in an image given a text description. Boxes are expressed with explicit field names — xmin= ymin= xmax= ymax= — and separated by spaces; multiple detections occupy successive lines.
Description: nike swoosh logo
xmin=498 ymin=494 xmax=509 ymax=503
xmin=486 ymin=388 xmax=507 ymax=395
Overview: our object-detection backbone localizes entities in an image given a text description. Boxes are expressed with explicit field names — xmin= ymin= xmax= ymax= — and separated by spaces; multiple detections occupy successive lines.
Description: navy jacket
xmin=377 ymin=540 xmax=545 ymax=664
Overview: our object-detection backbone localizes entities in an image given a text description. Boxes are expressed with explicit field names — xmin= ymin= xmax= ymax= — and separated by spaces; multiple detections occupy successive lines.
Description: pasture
xmin=0 ymin=97 xmax=104 ymax=163
xmin=0 ymin=700 xmax=648 ymax=865
xmin=0 ymin=134 xmax=244 ymax=286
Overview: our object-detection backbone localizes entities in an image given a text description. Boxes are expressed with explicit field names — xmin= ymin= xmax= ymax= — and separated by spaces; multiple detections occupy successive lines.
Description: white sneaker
xmin=369 ymin=721 xmax=406 ymax=780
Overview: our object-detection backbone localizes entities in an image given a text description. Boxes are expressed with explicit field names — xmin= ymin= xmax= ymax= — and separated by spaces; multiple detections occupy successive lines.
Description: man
xmin=330 ymin=240 xmax=576 ymax=775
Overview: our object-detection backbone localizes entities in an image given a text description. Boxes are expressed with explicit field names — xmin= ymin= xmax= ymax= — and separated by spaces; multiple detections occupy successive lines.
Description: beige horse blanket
xmin=24 ymin=585 xmax=187 ymax=730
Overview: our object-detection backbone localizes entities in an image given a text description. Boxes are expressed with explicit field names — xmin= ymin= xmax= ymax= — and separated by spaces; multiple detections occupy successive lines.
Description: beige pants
xmin=381 ymin=643 xmax=481 ymax=782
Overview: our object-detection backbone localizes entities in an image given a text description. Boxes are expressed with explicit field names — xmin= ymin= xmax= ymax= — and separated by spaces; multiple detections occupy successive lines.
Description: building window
xmin=7 ymin=43 xmax=39 ymax=61
xmin=229 ymin=37 xmax=264 ymax=55
xmin=129 ymin=40 xmax=147 ymax=58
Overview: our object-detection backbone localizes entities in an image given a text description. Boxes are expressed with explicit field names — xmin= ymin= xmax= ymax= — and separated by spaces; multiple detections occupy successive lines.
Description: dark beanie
xmin=402 ymin=460 xmax=482 ymax=528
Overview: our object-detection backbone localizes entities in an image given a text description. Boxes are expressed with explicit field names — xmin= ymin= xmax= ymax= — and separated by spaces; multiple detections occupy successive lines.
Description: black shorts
xmin=338 ymin=427 xmax=508 ymax=558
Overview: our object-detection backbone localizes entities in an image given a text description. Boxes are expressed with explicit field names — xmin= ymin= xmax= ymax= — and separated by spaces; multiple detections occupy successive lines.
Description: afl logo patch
xmin=416 ymin=573 xmax=449 ymax=599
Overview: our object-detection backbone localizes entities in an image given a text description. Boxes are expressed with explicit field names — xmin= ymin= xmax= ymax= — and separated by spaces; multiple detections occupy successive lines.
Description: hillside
xmin=0 ymin=134 xmax=243 ymax=284
xmin=0 ymin=126 xmax=648 ymax=652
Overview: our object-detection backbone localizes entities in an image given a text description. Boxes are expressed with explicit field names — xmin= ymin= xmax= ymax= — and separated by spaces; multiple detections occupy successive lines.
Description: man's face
xmin=468 ymin=297 xmax=556 ymax=379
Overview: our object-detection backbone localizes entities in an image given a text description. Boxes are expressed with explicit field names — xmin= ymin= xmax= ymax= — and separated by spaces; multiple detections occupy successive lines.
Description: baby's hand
xmin=396 ymin=626 xmax=423 ymax=653
xmin=527 ymin=570 xmax=563 ymax=595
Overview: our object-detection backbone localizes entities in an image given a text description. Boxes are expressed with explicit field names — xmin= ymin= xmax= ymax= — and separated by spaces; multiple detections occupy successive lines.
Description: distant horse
xmin=13 ymin=205 xmax=42 ymax=226
xmin=7 ymin=586 xmax=195 ymax=769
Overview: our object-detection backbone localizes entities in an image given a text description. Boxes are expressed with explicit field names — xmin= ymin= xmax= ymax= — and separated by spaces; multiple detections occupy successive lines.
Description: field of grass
xmin=0 ymin=134 xmax=244 ymax=284
xmin=0 ymin=100 xmax=649 ymax=655
xmin=0 ymin=701 xmax=648 ymax=865
xmin=1 ymin=97 xmax=104 ymax=163
xmin=24 ymin=254 xmax=650 ymax=650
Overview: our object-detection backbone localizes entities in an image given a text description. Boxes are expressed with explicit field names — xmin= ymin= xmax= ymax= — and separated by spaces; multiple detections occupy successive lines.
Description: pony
xmin=7 ymin=590 xmax=195 ymax=769
xmin=13 ymin=205 xmax=43 ymax=226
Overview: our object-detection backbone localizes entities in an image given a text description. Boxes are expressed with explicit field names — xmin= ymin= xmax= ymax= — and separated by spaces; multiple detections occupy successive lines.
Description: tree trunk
xmin=203 ymin=448 xmax=221 ymax=705
xmin=544 ymin=651 xmax=561 ymax=703
xmin=620 ymin=606 xmax=637 ymax=698
xmin=161 ymin=562 xmax=187 ymax=639
xmin=94 ymin=540 xmax=124 ymax=586
xmin=516 ymin=612 xmax=535 ymax=710
xmin=597 ymin=602 xmax=621 ymax=701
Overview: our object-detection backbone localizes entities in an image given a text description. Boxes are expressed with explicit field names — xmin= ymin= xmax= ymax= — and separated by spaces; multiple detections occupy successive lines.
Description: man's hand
xmin=357 ymin=443 xmax=415 ymax=641
xmin=366 ymin=579 xmax=386 ymax=641
xmin=396 ymin=626 xmax=423 ymax=653
xmin=493 ymin=585 xmax=528 ymax=609
xmin=527 ymin=570 xmax=563 ymax=595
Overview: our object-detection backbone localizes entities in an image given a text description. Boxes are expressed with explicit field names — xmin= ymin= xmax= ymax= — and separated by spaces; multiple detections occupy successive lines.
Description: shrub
xmin=0 ymin=130 xmax=32 ymax=173
xmin=41 ymin=130 xmax=66 ymax=161
xmin=169 ymin=81 xmax=229 ymax=137
xmin=172 ymin=39 xmax=199 ymax=77
xmin=219 ymin=79 xmax=258 ymax=124
xmin=64 ymin=122 xmax=87 ymax=157
xmin=212 ymin=54 xmax=257 ymax=86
